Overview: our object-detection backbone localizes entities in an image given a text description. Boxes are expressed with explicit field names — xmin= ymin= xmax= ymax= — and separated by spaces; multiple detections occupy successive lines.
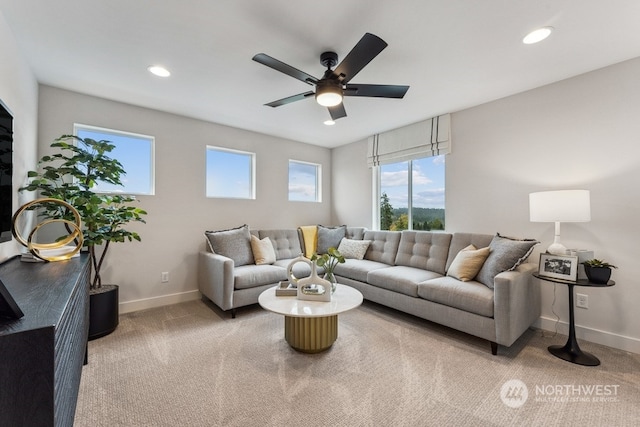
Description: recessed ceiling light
xmin=523 ymin=27 xmax=553 ymax=44
xmin=147 ymin=65 xmax=171 ymax=77
xmin=323 ymin=120 xmax=336 ymax=126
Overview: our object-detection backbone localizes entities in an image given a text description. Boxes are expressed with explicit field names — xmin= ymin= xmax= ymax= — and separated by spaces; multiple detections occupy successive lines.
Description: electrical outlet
xmin=576 ymin=293 xmax=588 ymax=309
xmin=161 ymin=272 xmax=169 ymax=283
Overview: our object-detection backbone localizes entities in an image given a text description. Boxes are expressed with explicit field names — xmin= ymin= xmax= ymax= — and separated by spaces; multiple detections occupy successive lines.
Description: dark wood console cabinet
xmin=0 ymin=254 xmax=90 ymax=427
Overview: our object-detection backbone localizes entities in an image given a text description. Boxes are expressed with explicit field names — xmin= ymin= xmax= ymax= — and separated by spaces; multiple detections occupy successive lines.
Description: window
xmin=288 ymin=160 xmax=321 ymax=202
xmin=74 ymin=124 xmax=155 ymax=195
xmin=378 ymin=155 xmax=445 ymax=231
xmin=206 ymin=146 xmax=255 ymax=199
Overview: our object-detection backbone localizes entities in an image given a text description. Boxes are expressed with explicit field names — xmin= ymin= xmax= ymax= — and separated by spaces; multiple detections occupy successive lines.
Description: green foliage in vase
xmin=311 ymin=247 xmax=345 ymax=276
xmin=582 ymin=258 xmax=617 ymax=269
xmin=20 ymin=135 xmax=147 ymax=290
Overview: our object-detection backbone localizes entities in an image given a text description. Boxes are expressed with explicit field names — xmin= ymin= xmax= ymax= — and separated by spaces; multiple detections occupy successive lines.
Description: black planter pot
xmin=583 ymin=265 xmax=611 ymax=284
xmin=89 ymin=284 xmax=119 ymax=340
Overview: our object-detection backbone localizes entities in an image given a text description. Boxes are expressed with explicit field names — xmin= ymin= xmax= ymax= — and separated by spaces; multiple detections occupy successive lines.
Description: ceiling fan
xmin=252 ymin=33 xmax=409 ymax=121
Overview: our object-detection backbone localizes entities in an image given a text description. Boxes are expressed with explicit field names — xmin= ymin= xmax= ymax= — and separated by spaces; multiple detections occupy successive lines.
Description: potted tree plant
xmin=582 ymin=258 xmax=617 ymax=284
xmin=20 ymin=134 xmax=147 ymax=339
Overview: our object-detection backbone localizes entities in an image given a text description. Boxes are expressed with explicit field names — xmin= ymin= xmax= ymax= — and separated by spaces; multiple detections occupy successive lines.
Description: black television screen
xmin=0 ymin=100 xmax=13 ymax=243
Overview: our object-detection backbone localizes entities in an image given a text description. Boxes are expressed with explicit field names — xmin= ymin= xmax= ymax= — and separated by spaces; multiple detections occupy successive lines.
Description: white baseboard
xmin=119 ymin=290 xmax=202 ymax=314
xmin=535 ymin=316 xmax=640 ymax=355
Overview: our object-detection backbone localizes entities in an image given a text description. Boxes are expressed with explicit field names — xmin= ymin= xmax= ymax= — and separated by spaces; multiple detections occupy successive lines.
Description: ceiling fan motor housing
xmin=320 ymin=51 xmax=339 ymax=69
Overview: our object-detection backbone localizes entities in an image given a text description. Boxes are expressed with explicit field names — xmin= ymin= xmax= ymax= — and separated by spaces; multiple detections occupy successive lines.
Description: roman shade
xmin=367 ymin=113 xmax=451 ymax=167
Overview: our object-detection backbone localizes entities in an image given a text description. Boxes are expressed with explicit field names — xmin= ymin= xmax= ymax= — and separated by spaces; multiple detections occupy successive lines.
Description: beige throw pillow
xmin=250 ymin=235 xmax=276 ymax=265
xmin=337 ymin=238 xmax=371 ymax=260
xmin=447 ymin=244 xmax=491 ymax=282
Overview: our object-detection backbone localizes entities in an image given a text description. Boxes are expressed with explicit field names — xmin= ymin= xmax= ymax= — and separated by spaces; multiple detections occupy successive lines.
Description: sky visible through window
xmin=75 ymin=126 xmax=154 ymax=195
xmin=381 ymin=155 xmax=445 ymax=209
xmin=289 ymin=161 xmax=320 ymax=202
xmin=206 ymin=147 xmax=254 ymax=198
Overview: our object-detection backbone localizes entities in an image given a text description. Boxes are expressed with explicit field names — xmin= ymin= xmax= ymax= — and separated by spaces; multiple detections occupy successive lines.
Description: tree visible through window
xmin=74 ymin=124 xmax=155 ymax=195
xmin=379 ymin=155 xmax=445 ymax=231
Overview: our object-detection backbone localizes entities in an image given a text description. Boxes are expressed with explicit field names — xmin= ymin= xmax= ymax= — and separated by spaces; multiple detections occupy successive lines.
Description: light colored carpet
xmin=75 ymin=298 xmax=640 ymax=426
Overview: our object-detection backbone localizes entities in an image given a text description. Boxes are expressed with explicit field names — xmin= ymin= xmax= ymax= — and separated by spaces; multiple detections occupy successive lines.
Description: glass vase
xmin=324 ymin=272 xmax=337 ymax=294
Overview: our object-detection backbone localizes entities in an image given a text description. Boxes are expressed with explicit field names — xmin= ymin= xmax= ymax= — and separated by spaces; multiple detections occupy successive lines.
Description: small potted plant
xmin=582 ymin=259 xmax=617 ymax=284
xmin=311 ymin=247 xmax=345 ymax=293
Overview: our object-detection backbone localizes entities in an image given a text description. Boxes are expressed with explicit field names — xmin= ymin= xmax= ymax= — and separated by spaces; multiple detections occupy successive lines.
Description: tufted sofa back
xmin=394 ymin=231 xmax=452 ymax=275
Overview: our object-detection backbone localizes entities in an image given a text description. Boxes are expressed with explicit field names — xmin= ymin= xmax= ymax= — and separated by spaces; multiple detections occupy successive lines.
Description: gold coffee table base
xmin=284 ymin=315 xmax=338 ymax=353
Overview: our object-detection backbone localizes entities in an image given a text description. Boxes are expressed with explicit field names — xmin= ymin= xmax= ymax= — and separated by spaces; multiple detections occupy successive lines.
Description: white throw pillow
xmin=250 ymin=235 xmax=276 ymax=265
xmin=447 ymin=244 xmax=490 ymax=282
xmin=337 ymin=238 xmax=371 ymax=260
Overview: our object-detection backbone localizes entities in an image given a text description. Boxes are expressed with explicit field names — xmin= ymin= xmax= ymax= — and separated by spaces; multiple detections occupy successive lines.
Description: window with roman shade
xmin=367 ymin=113 xmax=451 ymax=167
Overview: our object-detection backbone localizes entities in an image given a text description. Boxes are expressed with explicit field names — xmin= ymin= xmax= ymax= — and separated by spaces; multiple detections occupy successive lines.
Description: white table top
xmin=258 ymin=284 xmax=363 ymax=318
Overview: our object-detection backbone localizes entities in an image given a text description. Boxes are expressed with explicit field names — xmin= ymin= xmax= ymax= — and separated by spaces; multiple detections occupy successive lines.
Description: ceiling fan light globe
xmin=316 ymin=92 xmax=342 ymax=107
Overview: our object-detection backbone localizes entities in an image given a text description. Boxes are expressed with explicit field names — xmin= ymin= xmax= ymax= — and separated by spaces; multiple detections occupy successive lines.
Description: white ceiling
xmin=2 ymin=1 xmax=639 ymax=148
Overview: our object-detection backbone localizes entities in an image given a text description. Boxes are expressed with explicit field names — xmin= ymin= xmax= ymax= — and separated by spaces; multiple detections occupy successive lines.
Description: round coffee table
xmin=258 ymin=284 xmax=363 ymax=353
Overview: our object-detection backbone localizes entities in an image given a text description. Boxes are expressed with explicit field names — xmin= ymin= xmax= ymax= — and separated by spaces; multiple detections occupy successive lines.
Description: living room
xmin=1 ymin=1 xmax=639 ymax=426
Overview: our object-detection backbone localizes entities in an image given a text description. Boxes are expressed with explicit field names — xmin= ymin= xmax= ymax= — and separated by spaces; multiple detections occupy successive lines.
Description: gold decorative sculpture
xmin=11 ymin=198 xmax=83 ymax=262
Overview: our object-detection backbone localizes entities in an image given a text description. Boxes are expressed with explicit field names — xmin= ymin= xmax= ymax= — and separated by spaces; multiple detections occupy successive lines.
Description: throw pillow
xmin=316 ymin=225 xmax=346 ymax=254
xmin=446 ymin=244 xmax=490 ymax=282
xmin=476 ymin=233 xmax=538 ymax=288
xmin=204 ymin=224 xmax=254 ymax=267
xmin=338 ymin=238 xmax=371 ymax=260
xmin=250 ymin=235 xmax=277 ymax=265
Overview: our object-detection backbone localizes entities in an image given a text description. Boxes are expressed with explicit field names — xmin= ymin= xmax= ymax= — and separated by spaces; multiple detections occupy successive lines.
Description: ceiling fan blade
xmin=253 ymin=53 xmax=318 ymax=85
xmin=328 ymin=103 xmax=347 ymax=120
xmin=332 ymin=33 xmax=388 ymax=84
xmin=265 ymin=91 xmax=314 ymax=107
xmin=344 ymin=84 xmax=409 ymax=98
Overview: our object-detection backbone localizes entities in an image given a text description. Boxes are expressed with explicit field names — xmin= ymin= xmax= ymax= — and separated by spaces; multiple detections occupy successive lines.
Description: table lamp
xmin=529 ymin=190 xmax=591 ymax=255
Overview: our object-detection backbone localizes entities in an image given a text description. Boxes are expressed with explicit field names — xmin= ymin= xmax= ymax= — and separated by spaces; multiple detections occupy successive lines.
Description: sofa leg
xmin=231 ymin=309 xmax=236 ymax=319
xmin=490 ymin=341 xmax=498 ymax=355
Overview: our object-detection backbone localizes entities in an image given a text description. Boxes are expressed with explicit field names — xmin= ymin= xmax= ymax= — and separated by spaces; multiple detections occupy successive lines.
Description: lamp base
xmin=546 ymin=242 xmax=568 ymax=255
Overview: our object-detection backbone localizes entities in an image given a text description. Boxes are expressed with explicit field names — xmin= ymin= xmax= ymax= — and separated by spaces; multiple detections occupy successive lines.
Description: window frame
xmin=288 ymin=159 xmax=322 ymax=203
xmin=374 ymin=155 xmax=445 ymax=231
xmin=205 ymin=145 xmax=256 ymax=200
xmin=74 ymin=123 xmax=155 ymax=196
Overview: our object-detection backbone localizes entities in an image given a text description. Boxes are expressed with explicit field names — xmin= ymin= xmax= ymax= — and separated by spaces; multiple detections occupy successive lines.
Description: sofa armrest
xmin=492 ymin=262 xmax=540 ymax=346
xmin=198 ymin=251 xmax=235 ymax=311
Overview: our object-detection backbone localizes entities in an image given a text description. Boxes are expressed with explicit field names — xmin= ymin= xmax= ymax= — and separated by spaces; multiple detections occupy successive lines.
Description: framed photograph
xmin=538 ymin=253 xmax=578 ymax=281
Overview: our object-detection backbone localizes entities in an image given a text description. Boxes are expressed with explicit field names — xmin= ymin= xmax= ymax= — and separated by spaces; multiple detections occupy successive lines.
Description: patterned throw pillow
xmin=475 ymin=233 xmax=538 ymax=288
xmin=204 ymin=224 xmax=254 ymax=266
xmin=446 ymin=244 xmax=490 ymax=282
xmin=337 ymin=238 xmax=371 ymax=260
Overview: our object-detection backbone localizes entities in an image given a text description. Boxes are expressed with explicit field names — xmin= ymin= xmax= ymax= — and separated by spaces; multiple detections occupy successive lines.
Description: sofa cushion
xmin=258 ymin=229 xmax=303 ymax=260
xmin=367 ymin=266 xmax=443 ymax=297
xmin=338 ymin=238 xmax=371 ymax=260
xmin=445 ymin=233 xmax=494 ymax=271
xmin=362 ymin=230 xmax=401 ymax=265
xmin=317 ymin=225 xmax=346 ymax=254
xmin=205 ymin=224 xmax=254 ymax=267
xmin=476 ymin=233 xmax=538 ymax=289
xmin=234 ymin=264 xmax=287 ymax=290
xmin=346 ymin=227 xmax=366 ymax=240
xmin=394 ymin=231 xmax=452 ymax=274
xmin=250 ymin=235 xmax=276 ymax=265
xmin=447 ymin=244 xmax=490 ymax=282
xmin=333 ymin=258 xmax=390 ymax=283
xmin=417 ymin=276 xmax=495 ymax=317
xmin=298 ymin=225 xmax=318 ymax=258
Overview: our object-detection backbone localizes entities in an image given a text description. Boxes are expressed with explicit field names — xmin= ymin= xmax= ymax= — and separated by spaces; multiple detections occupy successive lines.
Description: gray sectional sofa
xmin=198 ymin=225 xmax=539 ymax=354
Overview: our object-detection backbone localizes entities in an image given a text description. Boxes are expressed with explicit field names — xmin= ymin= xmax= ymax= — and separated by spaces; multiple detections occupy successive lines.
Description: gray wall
xmin=333 ymin=57 xmax=640 ymax=353
xmin=0 ymin=12 xmax=39 ymax=262
xmin=37 ymin=86 xmax=332 ymax=311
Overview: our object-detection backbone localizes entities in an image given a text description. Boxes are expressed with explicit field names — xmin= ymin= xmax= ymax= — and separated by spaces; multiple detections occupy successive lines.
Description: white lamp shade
xmin=529 ymin=190 xmax=591 ymax=222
